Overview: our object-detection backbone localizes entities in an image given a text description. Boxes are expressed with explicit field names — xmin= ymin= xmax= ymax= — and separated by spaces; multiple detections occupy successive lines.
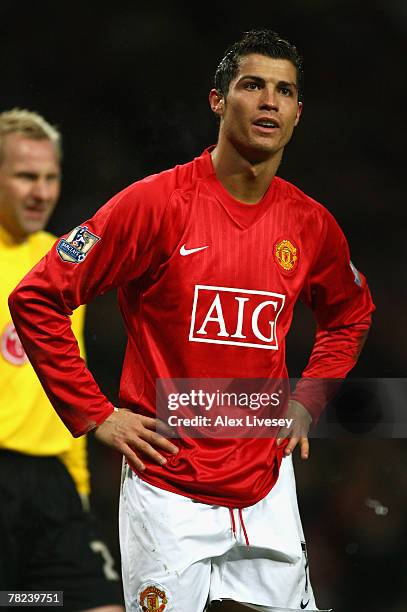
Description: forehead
xmin=2 ymin=133 xmax=59 ymax=169
xmin=233 ymin=53 xmax=297 ymax=85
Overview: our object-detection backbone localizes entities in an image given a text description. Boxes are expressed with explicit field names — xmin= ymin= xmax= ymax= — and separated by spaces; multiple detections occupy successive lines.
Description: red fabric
xmin=238 ymin=508 xmax=250 ymax=546
xmin=9 ymin=148 xmax=374 ymax=508
xmin=229 ymin=508 xmax=236 ymax=539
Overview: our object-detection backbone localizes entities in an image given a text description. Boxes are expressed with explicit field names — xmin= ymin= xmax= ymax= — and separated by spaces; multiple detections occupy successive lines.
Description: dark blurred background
xmin=2 ymin=1 xmax=406 ymax=610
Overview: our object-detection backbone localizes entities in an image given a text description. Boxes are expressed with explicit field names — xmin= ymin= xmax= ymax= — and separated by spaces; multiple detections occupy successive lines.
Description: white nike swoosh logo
xmin=180 ymin=244 xmax=209 ymax=256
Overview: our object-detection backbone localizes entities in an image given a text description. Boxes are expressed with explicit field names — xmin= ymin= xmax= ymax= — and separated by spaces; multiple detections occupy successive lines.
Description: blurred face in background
xmin=0 ymin=133 xmax=60 ymax=241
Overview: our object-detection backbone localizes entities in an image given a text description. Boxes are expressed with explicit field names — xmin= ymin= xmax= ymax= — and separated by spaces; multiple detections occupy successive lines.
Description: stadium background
xmin=1 ymin=1 xmax=406 ymax=610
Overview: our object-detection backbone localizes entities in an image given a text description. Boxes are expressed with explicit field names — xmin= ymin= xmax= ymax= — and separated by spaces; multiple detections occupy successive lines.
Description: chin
xmin=22 ymin=222 xmax=46 ymax=236
xmin=246 ymin=142 xmax=280 ymax=162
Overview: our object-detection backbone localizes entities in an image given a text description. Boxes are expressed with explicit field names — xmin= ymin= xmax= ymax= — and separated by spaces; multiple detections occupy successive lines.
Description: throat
xmin=217 ymin=163 xmax=276 ymax=204
xmin=223 ymin=177 xmax=270 ymax=204
xmin=211 ymin=142 xmax=281 ymax=204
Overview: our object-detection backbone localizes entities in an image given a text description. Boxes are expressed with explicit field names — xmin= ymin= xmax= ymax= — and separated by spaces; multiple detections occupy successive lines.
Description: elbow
xmin=8 ymin=283 xmax=24 ymax=318
xmin=8 ymin=280 xmax=36 ymax=324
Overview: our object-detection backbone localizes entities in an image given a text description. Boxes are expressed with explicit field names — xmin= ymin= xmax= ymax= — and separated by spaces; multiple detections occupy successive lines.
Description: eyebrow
xmin=14 ymin=170 xmax=60 ymax=178
xmin=237 ymin=75 xmax=298 ymax=90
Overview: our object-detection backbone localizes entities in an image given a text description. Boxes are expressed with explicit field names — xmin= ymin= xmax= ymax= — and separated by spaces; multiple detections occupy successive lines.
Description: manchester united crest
xmin=137 ymin=582 xmax=169 ymax=612
xmin=274 ymin=238 xmax=299 ymax=272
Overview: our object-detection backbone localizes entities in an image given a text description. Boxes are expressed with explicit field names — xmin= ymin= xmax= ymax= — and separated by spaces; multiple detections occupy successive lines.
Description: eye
xmin=46 ymin=174 xmax=60 ymax=183
xmin=279 ymin=86 xmax=293 ymax=97
xmin=244 ymin=81 xmax=261 ymax=91
xmin=15 ymin=172 xmax=37 ymax=181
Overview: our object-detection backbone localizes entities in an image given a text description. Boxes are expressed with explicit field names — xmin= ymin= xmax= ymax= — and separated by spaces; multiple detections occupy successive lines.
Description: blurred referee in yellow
xmin=0 ymin=108 xmax=123 ymax=612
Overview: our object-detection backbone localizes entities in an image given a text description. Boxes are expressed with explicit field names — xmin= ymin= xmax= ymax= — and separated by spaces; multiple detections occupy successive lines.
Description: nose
xmin=259 ymin=86 xmax=278 ymax=111
xmin=31 ymin=179 xmax=51 ymax=202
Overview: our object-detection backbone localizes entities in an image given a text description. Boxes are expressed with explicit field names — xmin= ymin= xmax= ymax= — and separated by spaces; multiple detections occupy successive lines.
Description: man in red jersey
xmin=9 ymin=30 xmax=374 ymax=611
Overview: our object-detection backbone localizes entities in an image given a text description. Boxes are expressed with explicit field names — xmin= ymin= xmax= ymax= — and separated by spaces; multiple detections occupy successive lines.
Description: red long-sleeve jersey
xmin=9 ymin=148 xmax=374 ymax=507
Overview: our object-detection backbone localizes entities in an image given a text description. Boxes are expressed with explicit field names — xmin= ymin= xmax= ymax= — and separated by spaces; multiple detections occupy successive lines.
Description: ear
xmin=209 ymin=89 xmax=225 ymax=118
xmin=294 ymin=101 xmax=303 ymax=127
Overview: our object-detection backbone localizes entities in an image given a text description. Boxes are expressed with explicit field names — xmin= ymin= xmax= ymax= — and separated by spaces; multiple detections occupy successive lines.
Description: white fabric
xmin=119 ymin=456 xmax=330 ymax=611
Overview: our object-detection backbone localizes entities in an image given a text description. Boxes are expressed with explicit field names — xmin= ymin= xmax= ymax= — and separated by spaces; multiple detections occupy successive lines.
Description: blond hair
xmin=0 ymin=108 xmax=62 ymax=163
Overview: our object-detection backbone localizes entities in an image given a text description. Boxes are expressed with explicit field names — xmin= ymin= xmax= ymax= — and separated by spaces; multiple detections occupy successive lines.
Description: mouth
xmin=253 ymin=118 xmax=280 ymax=133
xmin=23 ymin=204 xmax=49 ymax=220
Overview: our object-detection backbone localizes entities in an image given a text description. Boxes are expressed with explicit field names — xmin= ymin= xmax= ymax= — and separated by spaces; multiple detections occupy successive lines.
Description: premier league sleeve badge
xmin=57 ymin=226 xmax=100 ymax=263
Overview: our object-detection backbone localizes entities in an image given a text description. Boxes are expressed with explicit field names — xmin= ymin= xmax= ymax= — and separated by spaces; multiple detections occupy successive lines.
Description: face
xmin=210 ymin=54 xmax=302 ymax=162
xmin=0 ymin=133 xmax=61 ymax=241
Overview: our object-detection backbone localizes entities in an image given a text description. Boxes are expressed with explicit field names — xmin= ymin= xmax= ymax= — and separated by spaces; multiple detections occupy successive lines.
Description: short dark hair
xmin=214 ymin=29 xmax=303 ymax=101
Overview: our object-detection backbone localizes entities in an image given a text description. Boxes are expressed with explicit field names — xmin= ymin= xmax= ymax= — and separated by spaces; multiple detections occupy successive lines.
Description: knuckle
xmin=135 ymin=440 xmax=149 ymax=453
xmin=151 ymin=431 xmax=164 ymax=444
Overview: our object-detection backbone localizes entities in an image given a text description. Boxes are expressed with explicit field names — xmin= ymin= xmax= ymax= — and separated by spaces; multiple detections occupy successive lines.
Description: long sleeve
xmin=9 ymin=182 xmax=168 ymax=437
xmin=58 ymin=303 xmax=91 ymax=494
xmin=292 ymin=210 xmax=375 ymax=420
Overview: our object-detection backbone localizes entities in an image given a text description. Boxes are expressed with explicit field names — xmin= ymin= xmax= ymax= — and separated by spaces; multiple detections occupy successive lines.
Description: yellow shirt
xmin=0 ymin=225 xmax=89 ymax=494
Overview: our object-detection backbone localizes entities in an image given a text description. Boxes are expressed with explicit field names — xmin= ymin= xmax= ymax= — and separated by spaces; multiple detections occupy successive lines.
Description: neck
xmin=211 ymin=139 xmax=283 ymax=204
xmin=0 ymin=223 xmax=28 ymax=246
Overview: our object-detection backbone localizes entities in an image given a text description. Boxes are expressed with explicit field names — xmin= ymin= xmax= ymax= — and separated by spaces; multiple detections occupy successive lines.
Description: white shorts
xmin=119 ymin=456 xmax=331 ymax=612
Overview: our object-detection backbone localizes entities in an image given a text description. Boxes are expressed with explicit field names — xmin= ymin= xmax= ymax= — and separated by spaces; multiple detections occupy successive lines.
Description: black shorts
xmin=0 ymin=450 xmax=123 ymax=611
